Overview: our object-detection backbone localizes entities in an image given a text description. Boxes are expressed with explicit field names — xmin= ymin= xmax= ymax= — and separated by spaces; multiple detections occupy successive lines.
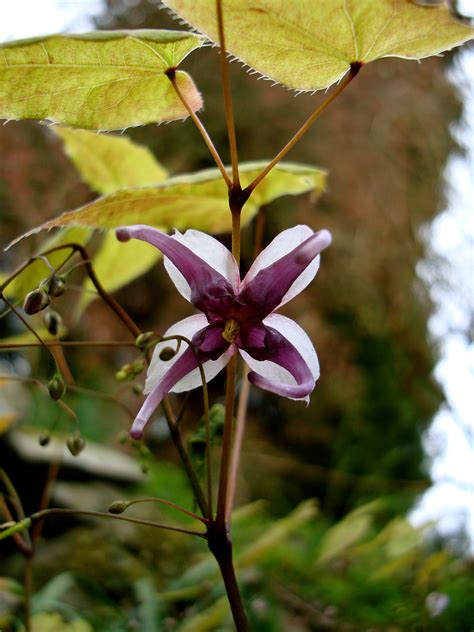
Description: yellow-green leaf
xmin=79 ymin=229 xmax=162 ymax=309
xmin=0 ymin=328 xmax=67 ymax=346
xmin=10 ymin=162 xmax=326 ymax=244
xmin=164 ymin=0 xmax=474 ymax=91
xmin=316 ymin=500 xmax=383 ymax=566
xmin=29 ymin=612 xmax=93 ymax=632
xmin=53 ymin=127 xmax=168 ymax=195
xmin=4 ymin=227 xmax=92 ymax=301
xmin=0 ymin=30 xmax=204 ymax=130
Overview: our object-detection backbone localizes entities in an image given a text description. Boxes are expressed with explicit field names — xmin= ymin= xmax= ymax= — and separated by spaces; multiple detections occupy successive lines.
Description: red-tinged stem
xmin=226 ymin=365 xmax=251 ymax=523
xmin=167 ymin=70 xmax=231 ymax=188
xmin=30 ymin=507 xmax=207 ymax=538
xmin=216 ymin=0 xmax=240 ymax=188
xmin=245 ymin=63 xmax=362 ymax=195
xmin=216 ymin=354 xmax=237 ymax=528
xmin=114 ymin=497 xmax=207 ymax=524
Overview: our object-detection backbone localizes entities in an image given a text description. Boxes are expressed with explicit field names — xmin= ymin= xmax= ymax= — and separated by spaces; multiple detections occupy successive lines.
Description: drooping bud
xmin=115 ymin=369 xmax=128 ymax=382
xmin=39 ymin=274 xmax=66 ymax=298
xmin=42 ymin=310 xmax=62 ymax=336
xmin=67 ymin=434 xmax=85 ymax=456
xmin=131 ymin=359 xmax=146 ymax=375
xmin=135 ymin=331 xmax=159 ymax=350
xmin=116 ymin=359 xmax=146 ymax=381
xmin=48 ymin=375 xmax=66 ymax=401
xmin=23 ymin=288 xmax=51 ymax=315
xmin=159 ymin=346 xmax=176 ymax=361
xmin=108 ymin=500 xmax=131 ymax=514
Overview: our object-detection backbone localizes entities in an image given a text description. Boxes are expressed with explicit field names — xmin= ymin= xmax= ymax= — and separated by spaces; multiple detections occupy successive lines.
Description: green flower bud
xmin=48 ymin=375 xmax=66 ymax=401
xmin=131 ymin=359 xmax=146 ymax=375
xmin=135 ymin=331 xmax=159 ymax=350
xmin=23 ymin=288 xmax=51 ymax=315
xmin=42 ymin=310 xmax=62 ymax=336
xmin=39 ymin=274 xmax=66 ymax=298
xmin=115 ymin=370 xmax=128 ymax=382
xmin=108 ymin=500 xmax=130 ymax=514
xmin=159 ymin=346 xmax=176 ymax=361
xmin=67 ymin=434 xmax=85 ymax=456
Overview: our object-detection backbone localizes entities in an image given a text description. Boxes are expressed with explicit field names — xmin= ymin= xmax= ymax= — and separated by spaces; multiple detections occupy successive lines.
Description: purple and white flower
xmin=116 ymin=224 xmax=332 ymax=439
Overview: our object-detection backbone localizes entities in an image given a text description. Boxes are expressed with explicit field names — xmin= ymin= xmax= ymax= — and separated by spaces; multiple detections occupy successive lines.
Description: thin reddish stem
xmin=168 ymin=71 xmax=231 ymax=187
xmin=216 ymin=0 xmax=240 ymax=188
xmin=245 ymin=64 xmax=361 ymax=195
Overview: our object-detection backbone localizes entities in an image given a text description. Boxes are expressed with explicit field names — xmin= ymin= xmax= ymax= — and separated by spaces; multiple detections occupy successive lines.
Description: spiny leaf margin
xmin=163 ymin=0 xmax=474 ymax=91
xmin=0 ymin=30 xmax=205 ymax=130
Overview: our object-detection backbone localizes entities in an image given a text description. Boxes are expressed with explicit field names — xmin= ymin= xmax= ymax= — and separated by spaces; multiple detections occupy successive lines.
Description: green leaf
xmin=53 ymin=127 xmax=169 ymax=195
xmin=4 ymin=227 xmax=92 ymax=301
xmin=0 ymin=328 xmax=67 ymax=346
xmin=10 ymin=162 xmax=326 ymax=244
xmin=79 ymin=229 xmax=162 ymax=310
xmin=164 ymin=0 xmax=474 ymax=91
xmin=28 ymin=612 xmax=93 ymax=632
xmin=316 ymin=500 xmax=383 ymax=566
xmin=0 ymin=30 xmax=204 ymax=129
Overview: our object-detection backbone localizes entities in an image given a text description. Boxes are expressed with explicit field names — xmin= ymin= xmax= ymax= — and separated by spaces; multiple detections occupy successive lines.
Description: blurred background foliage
xmin=0 ymin=0 xmax=472 ymax=630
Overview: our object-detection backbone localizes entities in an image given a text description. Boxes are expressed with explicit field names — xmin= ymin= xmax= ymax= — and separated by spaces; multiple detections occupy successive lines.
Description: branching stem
xmin=245 ymin=63 xmax=361 ymax=195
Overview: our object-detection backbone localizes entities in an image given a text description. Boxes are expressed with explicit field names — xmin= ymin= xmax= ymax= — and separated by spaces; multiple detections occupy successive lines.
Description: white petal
xmin=164 ymin=229 xmax=240 ymax=302
xmin=242 ymin=225 xmax=320 ymax=308
xmin=145 ymin=314 xmax=234 ymax=394
xmin=239 ymin=313 xmax=319 ymax=399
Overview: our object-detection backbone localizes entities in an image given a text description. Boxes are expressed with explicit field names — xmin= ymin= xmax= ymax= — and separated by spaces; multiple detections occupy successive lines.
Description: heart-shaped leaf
xmin=0 ymin=30 xmax=204 ymax=129
xmin=163 ymin=0 xmax=474 ymax=90
xmin=9 ymin=162 xmax=327 ymax=245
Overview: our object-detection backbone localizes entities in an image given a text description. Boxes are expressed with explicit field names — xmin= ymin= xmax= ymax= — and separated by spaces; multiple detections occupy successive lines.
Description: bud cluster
xmin=115 ymin=359 xmax=146 ymax=382
xmin=23 ymin=273 xmax=67 ymax=316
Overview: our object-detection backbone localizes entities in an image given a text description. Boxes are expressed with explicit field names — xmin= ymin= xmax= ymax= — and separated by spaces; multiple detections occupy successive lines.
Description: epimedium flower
xmin=116 ymin=224 xmax=332 ymax=439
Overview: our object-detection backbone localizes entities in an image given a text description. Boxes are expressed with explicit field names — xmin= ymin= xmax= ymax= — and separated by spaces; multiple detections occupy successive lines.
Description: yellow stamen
xmin=222 ymin=318 xmax=240 ymax=344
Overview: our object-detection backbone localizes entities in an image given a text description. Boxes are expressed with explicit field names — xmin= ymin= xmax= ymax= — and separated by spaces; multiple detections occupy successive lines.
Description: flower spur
xmin=116 ymin=224 xmax=332 ymax=439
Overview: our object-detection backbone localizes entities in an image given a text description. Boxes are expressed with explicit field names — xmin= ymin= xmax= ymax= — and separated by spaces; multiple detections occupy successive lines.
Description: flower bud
xmin=135 ymin=331 xmax=159 ymax=350
xmin=48 ymin=375 xmax=66 ymax=401
xmin=108 ymin=500 xmax=130 ymax=514
xmin=115 ymin=370 xmax=128 ymax=382
xmin=23 ymin=288 xmax=51 ymax=315
xmin=131 ymin=359 xmax=146 ymax=375
xmin=42 ymin=310 xmax=62 ymax=336
xmin=39 ymin=274 xmax=66 ymax=298
xmin=67 ymin=434 xmax=85 ymax=456
xmin=159 ymin=346 xmax=176 ymax=361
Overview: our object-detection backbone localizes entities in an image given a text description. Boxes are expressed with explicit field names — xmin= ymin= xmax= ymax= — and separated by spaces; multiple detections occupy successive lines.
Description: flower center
xmin=221 ymin=318 xmax=240 ymax=344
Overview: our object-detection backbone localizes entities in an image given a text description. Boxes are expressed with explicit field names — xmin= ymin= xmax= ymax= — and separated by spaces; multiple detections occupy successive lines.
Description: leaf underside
xmin=10 ymin=162 xmax=327 ymax=246
xmin=164 ymin=0 xmax=474 ymax=91
xmin=0 ymin=30 xmax=205 ymax=129
xmin=53 ymin=127 xmax=169 ymax=195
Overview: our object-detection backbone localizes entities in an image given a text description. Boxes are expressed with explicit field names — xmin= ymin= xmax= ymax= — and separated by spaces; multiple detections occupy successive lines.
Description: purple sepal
xmin=115 ymin=226 xmax=235 ymax=317
xmin=244 ymin=325 xmax=315 ymax=400
xmin=130 ymin=346 xmax=198 ymax=439
xmin=239 ymin=230 xmax=331 ymax=318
